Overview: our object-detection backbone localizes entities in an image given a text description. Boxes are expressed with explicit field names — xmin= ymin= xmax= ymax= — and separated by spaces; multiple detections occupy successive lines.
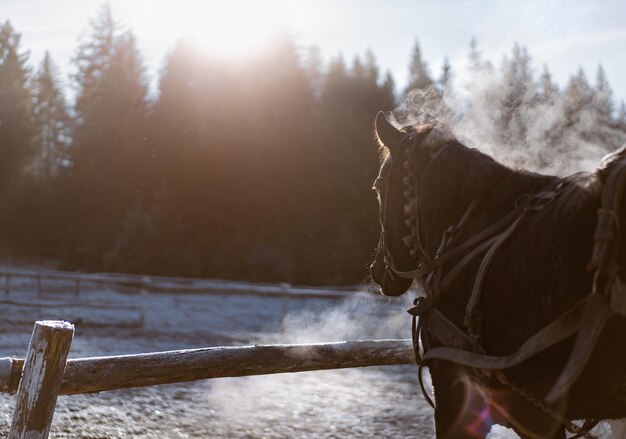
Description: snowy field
xmin=0 ymin=284 xmax=616 ymax=438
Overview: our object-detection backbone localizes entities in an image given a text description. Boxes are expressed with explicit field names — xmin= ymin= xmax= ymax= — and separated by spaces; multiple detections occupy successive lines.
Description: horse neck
xmin=418 ymin=144 xmax=558 ymax=254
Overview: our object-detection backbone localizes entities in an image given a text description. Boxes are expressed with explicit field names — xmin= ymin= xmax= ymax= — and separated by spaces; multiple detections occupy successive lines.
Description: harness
xmin=377 ymin=132 xmax=626 ymax=438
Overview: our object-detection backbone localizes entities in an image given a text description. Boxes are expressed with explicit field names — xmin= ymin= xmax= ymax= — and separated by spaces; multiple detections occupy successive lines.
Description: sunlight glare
xmin=128 ymin=0 xmax=317 ymax=58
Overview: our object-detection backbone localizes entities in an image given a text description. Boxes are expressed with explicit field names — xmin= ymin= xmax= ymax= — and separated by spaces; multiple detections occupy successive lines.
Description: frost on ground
xmin=0 ymin=286 xmax=615 ymax=438
xmin=0 ymin=287 xmax=434 ymax=438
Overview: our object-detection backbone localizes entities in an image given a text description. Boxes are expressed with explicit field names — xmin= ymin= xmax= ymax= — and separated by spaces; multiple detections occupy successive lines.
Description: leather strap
xmin=421 ymin=307 xmax=473 ymax=351
xmin=420 ymin=297 xmax=588 ymax=370
xmin=392 ymin=184 xmax=565 ymax=281
xmin=392 ymin=206 xmax=524 ymax=279
xmin=545 ymin=277 xmax=612 ymax=404
xmin=465 ymin=213 xmax=529 ymax=349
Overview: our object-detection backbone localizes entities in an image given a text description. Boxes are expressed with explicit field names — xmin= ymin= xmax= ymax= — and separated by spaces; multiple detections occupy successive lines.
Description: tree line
xmin=1 ymin=4 xmax=625 ymax=285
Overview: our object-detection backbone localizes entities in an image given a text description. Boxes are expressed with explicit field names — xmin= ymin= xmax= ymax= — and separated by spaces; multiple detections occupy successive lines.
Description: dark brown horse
xmin=370 ymin=111 xmax=626 ymax=438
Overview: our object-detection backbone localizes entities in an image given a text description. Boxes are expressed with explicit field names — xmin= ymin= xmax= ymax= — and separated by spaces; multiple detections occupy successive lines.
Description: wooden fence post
xmin=5 ymin=273 xmax=9 ymax=296
xmin=74 ymin=276 xmax=80 ymax=298
xmin=280 ymin=295 xmax=288 ymax=323
xmin=9 ymin=320 xmax=74 ymax=439
xmin=36 ymin=272 xmax=42 ymax=298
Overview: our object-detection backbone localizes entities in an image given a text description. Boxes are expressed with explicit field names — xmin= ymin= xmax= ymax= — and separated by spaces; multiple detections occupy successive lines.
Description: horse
xmin=370 ymin=111 xmax=626 ymax=438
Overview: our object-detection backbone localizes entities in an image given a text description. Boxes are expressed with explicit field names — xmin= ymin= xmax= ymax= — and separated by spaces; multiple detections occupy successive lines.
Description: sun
xmin=128 ymin=0 xmax=317 ymax=58
xmin=186 ymin=1 xmax=292 ymax=57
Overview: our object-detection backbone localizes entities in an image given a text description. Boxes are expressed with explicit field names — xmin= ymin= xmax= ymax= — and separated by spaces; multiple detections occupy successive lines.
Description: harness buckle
xmin=526 ymin=192 xmax=557 ymax=211
xmin=515 ymin=188 xmax=562 ymax=212
xmin=407 ymin=297 xmax=433 ymax=316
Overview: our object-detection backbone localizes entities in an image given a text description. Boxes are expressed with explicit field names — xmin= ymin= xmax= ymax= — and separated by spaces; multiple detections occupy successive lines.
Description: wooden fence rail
xmin=0 ymin=266 xmax=357 ymax=300
xmin=2 ymin=320 xmax=414 ymax=438
xmin=1 ymin=338 xmax=414 ymax=396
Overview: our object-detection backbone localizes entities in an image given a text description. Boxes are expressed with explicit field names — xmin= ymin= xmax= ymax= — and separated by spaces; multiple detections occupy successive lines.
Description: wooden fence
xmin=0 ymin=266 xmax=356 ymax=299
xmin=1 ymin=320 xmax=414 ymax=438
xmin=0 ymin=267 xmax=361 ymax=328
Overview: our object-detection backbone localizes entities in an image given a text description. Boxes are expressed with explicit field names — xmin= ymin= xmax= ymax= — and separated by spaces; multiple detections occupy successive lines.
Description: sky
xmin=3 ymin=0 xmax=626 ymax=103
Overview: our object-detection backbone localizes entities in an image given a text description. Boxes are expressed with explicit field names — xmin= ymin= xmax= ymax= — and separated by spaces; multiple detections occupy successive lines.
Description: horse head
xmin=370 ymin=111 xmax=453 ymax=296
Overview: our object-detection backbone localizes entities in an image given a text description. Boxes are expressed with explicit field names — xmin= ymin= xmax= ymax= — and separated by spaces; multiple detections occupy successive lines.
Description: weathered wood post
xmin=5 ymin=273 xmax=9 ymax=296
xmin=74 ymin=275 xmax=80 ymax=298
xmin=9 ymin=320 xmax=74 ymax=439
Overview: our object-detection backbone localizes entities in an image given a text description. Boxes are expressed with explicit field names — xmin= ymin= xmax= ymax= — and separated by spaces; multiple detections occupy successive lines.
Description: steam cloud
xmin=204 ymin=292 xmax=429 ymax=437
xmin=396 ymin=56 xmax=626 ymax=177
xmin=262 ymin=292 xmax=413 ymax=344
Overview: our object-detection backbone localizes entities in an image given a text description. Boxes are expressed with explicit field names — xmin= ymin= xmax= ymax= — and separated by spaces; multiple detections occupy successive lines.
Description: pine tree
xmin=593 ymin=64 xmax=614 ymax=123
xmin=0 ymin=21 xmax=34 ymax=191
xmin=304 ymin=45 xmax=324 ymax=99
xmin=497 ymin=43 xmax=535 ymax=143
xmin=18 ymin=51 xmax=72 ymax=260
xmin=24 ymin=52 xmax=72 ymax=262
xmin=563 ymin=68 xmax=593 ymax=127
xmin=468 ymin=38 xmax=492 ymax=72
xmin=72 ymin=5 xmax=116 ymax=120
xmin=150 ymin=38 xmax=208 ymax=192
xmin=145 ymin=39 xmax=216 ymax=276
xmin=405 ymin=39 xmax=433 ymax=94
xmin=438 ymin=57 xmax=453 ymax=90
xmin=364 ymin=48 xmax=379 ymax=85
xmin=502 ymin=43 xmax=534 ymax=103
xmin=32 ymin=51 xmax=71 ymax=182
xmin=538 ymin=64 xmax=558 ymax=104
xmin=352 ymin=55 xmax=364 ymax=81
xmin=381 ymin=71 xmax=396 ymax=106
xmin=617 ymin=101 xmax=626 ymax=130
xmin=230 ymin=34 xmax=316 ymax=281
xmin=468 ymin=38 xmax=480 ymax=70
xmin=68 ymin=3 xmax=148 ymax=268
xmin=315 ymin=52 xmax=396 ymax=283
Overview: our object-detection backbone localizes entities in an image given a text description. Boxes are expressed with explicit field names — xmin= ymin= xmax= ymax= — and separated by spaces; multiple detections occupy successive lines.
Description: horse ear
xmin=375 ymin=111 xmax=404 ymax=152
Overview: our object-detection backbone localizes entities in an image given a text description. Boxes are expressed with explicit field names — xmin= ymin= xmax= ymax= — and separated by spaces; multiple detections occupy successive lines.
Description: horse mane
xmin=416 ymin=141 xmax=560 ymax=253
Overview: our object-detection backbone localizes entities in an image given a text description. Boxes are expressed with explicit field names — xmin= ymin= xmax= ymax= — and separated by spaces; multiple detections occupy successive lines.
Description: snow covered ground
xmin=0 ymin=284 xmax=616 ymax=438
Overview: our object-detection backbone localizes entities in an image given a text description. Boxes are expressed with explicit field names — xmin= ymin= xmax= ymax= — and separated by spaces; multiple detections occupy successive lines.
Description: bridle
xmin=375 ymin=132 xmax=626 ymax=438
xmin=375 ymin=128 xmax=438 ymax=281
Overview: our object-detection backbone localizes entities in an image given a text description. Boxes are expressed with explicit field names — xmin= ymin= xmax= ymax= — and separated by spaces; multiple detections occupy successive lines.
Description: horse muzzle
xmin=370 ymin=249 xmax=413 ymax=296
